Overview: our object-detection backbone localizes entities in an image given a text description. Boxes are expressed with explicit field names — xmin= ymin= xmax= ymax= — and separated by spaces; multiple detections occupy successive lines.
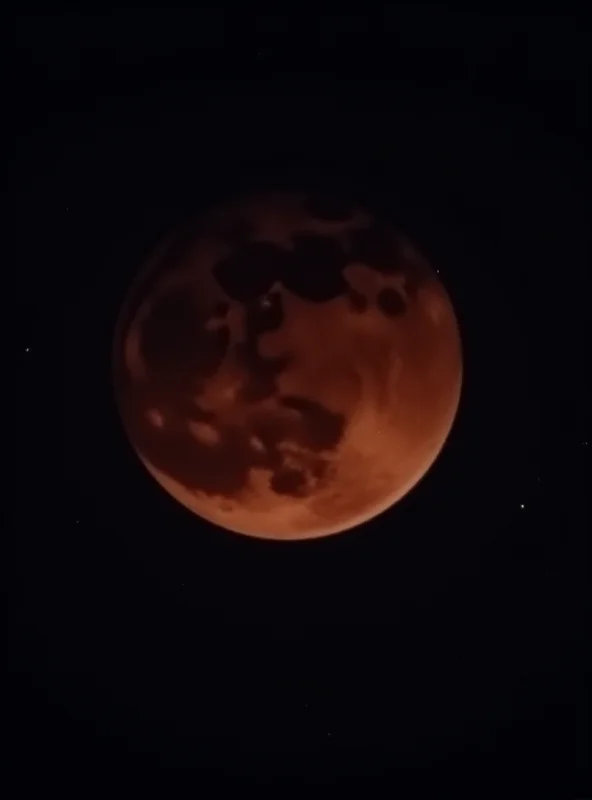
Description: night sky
xmin=11 ymin=9 xmax=589 ymax=788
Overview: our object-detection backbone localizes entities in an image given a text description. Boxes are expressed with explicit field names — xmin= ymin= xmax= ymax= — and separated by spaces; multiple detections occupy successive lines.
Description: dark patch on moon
xmin=233 ymin=289 xmax=292 ymax=404
xmin=291 ymin=233 xmax=347 ymax=273
xmin=140 ymin=287 xmax=229 ymax=381
xmin=270 ymin=466 xmax=308 ymax=496
xmin=284 ymin=233 xmax=349 ymax=301
xmin=236 ymin=346 xmax=293 ymax=403
xmin=122 ymin=373 xmax=345 ymax=501
xmin=212 ymin=234 xmax=352 ymax=306
xmin=376 ymin=287 xmax=407 ymax=317
xmin=311 ymin=458 xmax=330 ymax=479
xmin=348 ymin=224 xmax=403 ymax=275
xmin=244 ymin=291 xmax=284 ymax=338
xmin=187 ymin=402 xmax=218 ymax=425
xmin=213 ymin=241 xmax=290 ymax=302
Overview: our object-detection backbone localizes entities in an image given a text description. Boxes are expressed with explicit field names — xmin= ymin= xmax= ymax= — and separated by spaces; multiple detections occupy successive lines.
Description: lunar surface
xmin=112 ymin=191 xmax=462 ymax=540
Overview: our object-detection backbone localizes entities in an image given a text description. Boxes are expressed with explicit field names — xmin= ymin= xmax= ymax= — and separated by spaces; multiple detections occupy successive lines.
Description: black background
xmin=11 ymin=8 xmax=589 ymax=787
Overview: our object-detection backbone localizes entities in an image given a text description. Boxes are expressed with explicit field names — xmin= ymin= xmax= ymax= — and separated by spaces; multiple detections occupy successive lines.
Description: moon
xmin=112 ymin=191 xmax=462 ymax=540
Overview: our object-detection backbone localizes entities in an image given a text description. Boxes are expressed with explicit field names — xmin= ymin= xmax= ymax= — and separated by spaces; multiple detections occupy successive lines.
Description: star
xmin=520 ymin=504 xmax=525 ymax=509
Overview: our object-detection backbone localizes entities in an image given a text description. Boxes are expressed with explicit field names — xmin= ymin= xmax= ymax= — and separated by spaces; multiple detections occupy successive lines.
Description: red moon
xmin=112 ymin=192 xmax=462 ymax=540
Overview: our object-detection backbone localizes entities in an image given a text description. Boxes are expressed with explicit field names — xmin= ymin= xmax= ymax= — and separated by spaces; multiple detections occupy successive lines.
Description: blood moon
xmin=112 ymin=192 xmax=462 ymax=540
